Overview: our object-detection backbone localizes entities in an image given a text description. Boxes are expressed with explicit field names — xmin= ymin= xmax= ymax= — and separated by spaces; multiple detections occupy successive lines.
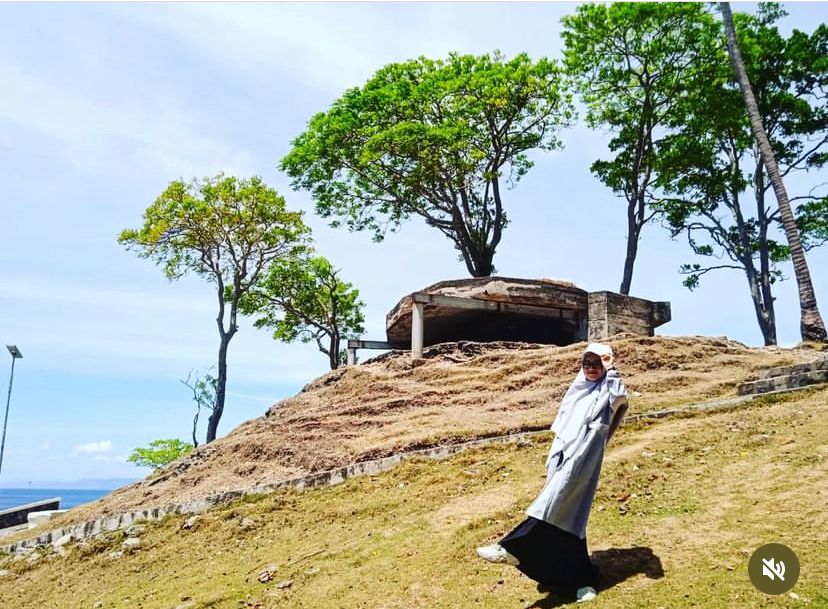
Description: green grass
xmin=1 ymin=387 xmax=826 ymax=609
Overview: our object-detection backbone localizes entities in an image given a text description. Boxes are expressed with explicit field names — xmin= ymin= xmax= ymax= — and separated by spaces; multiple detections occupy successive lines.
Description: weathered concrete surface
xmin=27 ymin=510 xmax=67 ymax=529
xmin=386 ymin=278 xmax=670 ymax=349
xmin=587 ymin=291 xmax=671 ymax=342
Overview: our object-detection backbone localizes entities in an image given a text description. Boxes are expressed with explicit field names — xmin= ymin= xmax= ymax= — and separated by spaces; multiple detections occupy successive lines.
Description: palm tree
xmin=719 ymin=2 xmax=826 ymax=342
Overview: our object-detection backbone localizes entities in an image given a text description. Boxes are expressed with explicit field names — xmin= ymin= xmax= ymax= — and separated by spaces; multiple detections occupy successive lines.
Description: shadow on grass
xmin=524 ymin=546 xmax=664 ymax=608
xmin=593 ymin=545 xmax=664 ymax=589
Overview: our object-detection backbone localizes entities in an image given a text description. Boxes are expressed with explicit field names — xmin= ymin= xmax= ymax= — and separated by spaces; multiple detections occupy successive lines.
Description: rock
xmin=93 ymin=602 xmax=103 ymax=608
xmin=26 ymin=552 xmax=40 ymax=564
xmin=125 ymin=525 xmax=145 ymax=536
xmin=122 ymin=537 xmax=141 ymax=550
xmin=239 ymin=517 xmax=256 ymax=530
xmin=182 ymin=516 xmax=200 ymax=530
xmin=276 ymin=579 xmax=293 ymax=590
xmin=257 ymin=565 xmax=277 ymax=583
xmin=107 ymin=551 xmax=124 ymax=560
xmin=53 ymin=534 xmax=73 ymax=548
xmin=0 ymin=569 xmax=10 ymax=577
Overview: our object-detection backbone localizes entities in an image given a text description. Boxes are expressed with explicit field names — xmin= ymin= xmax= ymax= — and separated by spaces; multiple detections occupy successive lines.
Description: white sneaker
xmin=476 ymin=544 xmax=519 ymax=566
xmin=576 ymin=586 xmax=597 ymax=602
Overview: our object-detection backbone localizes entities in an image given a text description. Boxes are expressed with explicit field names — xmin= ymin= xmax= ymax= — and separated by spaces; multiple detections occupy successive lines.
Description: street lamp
xmin=0 ymin=345 xmax=23 ymax=477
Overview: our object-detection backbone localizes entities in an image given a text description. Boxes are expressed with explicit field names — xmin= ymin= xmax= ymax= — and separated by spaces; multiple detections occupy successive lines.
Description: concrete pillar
xmin=411 ymin=302 xmax=424 ymax=359
xmin=346 ymin=348 xmax=356 ymax=366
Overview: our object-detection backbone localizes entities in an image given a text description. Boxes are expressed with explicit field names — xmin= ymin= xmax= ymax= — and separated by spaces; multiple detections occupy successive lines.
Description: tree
xmin=561 ymin=2 xmax=719 ymax=294
xmin=241 ymin=255 xmax=365 ymax=370
xmin=119 ymin=175 xmax=311 ymax=442
xmin=281 ymin=52 xmax=574 ymax=277
xmin=127 ymin=439 xmax=193 ymax=471
xmin=180 ymin=368 xmax=217 ymax=447
xmin=719 ymin=2 xmax=827 ymax=342
xmin=655 ymin=6 xmax=828 ymax=345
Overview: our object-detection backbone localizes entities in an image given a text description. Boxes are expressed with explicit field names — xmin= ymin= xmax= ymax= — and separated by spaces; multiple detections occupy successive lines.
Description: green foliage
xmin=656 ymin=9 xmax=827 ymax=276
xmin=118 ymin=174 xmax=310 ymax=288
xmin=119 ymin=174 xmax=311 ymax=442
xmin=647 ymin=7 xmax=827 ymax=344
xmin=281 ymin=51 xmax=574 ymax=277
xmin=127 ymin=439 xmax=193 ymax=471
xmin=240 ymin=255 xmax=365 ymax=370
xmin=797 ymin=197 xmax=828 ymax=250
xmin=561 ymin=2 xmax=720 ymax=293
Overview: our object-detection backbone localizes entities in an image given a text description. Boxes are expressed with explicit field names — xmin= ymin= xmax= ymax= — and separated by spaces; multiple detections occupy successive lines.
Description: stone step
xmin=759 ymin=355 xmax=828 ymax=380
xmin=737 ymin=368 xmax=828 ymax=396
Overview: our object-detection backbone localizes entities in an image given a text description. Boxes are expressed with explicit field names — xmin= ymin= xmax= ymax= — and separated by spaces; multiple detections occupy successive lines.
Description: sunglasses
xmin=582 ymin=359 xmax=603 ymax=369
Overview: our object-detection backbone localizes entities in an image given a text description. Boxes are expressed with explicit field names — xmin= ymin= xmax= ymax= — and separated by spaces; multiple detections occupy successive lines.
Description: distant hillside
xmin=34 ymin=334 xmax=822 ymax=533
xmin=0 ymin=478 xmax=140 ymax=491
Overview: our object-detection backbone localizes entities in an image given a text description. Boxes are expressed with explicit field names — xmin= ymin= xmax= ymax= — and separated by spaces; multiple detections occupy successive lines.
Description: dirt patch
xmin=429 ymin=486 xmax=518 ymax=534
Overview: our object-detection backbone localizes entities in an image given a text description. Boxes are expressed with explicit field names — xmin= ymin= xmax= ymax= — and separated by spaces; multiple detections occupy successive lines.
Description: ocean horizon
xmin=0 ymin=488 xmax=110 ymax=511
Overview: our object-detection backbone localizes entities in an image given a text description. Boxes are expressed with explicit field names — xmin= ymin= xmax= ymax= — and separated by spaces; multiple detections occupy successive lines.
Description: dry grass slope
xmin=30 ymin=335 xmax=825 ymax=534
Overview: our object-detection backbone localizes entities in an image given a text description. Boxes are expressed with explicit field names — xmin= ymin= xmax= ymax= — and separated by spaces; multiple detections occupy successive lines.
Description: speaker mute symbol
xmin=761 ymin=557 xmax=786 ymax=581
xmin=750 ymin=543 xmax=799 ymax=594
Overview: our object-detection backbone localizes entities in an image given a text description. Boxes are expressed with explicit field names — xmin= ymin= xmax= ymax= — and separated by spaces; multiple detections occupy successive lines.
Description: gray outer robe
xmin=525 ymin=368 xmax=628 ymax=539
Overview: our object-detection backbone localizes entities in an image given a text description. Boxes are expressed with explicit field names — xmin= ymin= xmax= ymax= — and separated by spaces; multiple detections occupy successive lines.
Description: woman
xmin=476 ymin=342 xmax=628 ymax=602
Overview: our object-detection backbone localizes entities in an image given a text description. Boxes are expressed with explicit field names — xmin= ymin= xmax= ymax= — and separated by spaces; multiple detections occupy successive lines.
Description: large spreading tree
xmin=281 ymin=51 xmax=574 ymax=277
xmin=718 ymin=2 xmax=826 ymax=342
xmin=656 ymin=5 xmax=827 ymax=344
xmin=561 ymin=2 xmax=719 ymax=294
xmin=119 ymin=175 xmax=310 ymax=442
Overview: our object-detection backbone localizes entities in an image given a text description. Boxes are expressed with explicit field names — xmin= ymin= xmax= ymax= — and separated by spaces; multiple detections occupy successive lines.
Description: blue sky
xmin=1 ymin=2 xmax=826 ymax=485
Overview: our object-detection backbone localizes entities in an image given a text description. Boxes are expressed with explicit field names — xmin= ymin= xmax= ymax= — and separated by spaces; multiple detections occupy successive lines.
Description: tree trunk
xmin=206 ymin=335 xmax=230 ymax=443
xmin=729 ymin=175 xmax=777 ymax=346
xmin=744 ymin=266 xmax=777 ymax=346
xmin=754 ymin=160 xmax=777 ymax=346
xmin=720 ymin=2 xmax=826 ymax=342
xmin=192 ymin=405 xmax=200 ymax=448
xmin=464 ymin=241 xmax=495 ymax=277
xmin=619 ymin=203 xmax=642 ymax=295
xmin=329 ymin=332 xmax=340 ymax=370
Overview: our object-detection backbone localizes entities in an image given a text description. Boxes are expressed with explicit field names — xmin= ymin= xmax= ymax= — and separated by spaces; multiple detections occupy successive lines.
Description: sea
xmin=0 ymin=488 xmax=110 ymax=511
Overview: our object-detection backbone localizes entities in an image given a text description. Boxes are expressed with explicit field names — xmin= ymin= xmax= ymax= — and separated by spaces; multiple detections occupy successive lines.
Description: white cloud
xmin=74 ymin=440 xmax=113 ymax=454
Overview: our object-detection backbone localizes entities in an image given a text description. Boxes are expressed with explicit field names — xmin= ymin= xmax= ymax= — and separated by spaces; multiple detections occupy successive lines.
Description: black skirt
xmin=499 ymin=516 xmax=596 ymax=589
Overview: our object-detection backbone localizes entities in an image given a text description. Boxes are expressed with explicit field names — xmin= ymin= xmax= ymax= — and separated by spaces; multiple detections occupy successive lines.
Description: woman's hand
xmin=601 ymin=352 xmax=615 ymax=370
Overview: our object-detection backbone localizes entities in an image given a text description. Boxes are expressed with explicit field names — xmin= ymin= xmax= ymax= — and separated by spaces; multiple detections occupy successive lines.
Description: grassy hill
xmin=30 ymin=335 xmax=825 ymax=526
xmin=1 ymin=384 xmax=825 ymax=608
xmin=1 ymin=336 xmax=826 ymax=608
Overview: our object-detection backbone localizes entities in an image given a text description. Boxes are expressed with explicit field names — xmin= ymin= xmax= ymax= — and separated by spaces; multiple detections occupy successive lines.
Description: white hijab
xmin=551 ymin=343 xmax=617 ymax=449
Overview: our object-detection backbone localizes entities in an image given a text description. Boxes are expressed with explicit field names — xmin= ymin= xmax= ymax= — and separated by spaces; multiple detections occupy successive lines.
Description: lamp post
xmin=0 ymin=345 xmax=23 ymax=477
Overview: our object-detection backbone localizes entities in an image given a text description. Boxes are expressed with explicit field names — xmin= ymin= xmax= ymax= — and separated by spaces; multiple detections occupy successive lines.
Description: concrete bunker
xmin=347 ymin=277 xmax=671 ymax=362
